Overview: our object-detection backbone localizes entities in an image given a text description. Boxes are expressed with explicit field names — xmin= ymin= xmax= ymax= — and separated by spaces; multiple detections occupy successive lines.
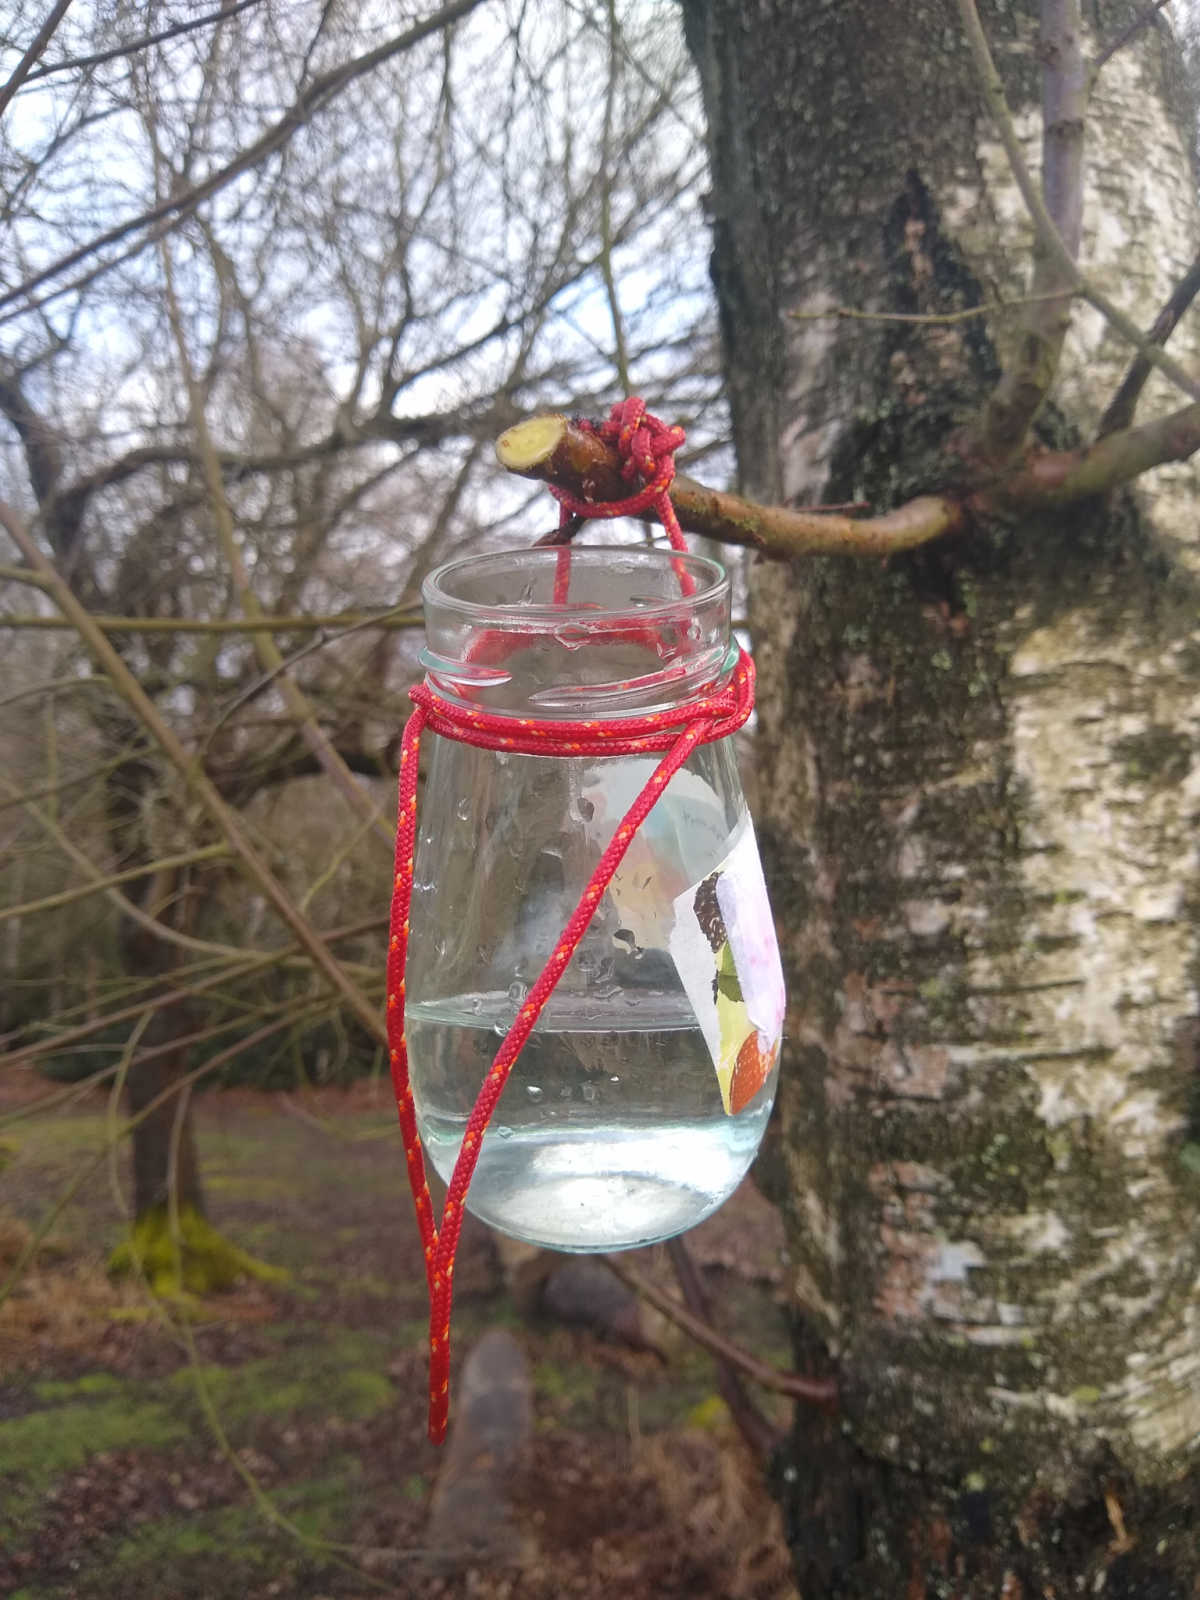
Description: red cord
xmin=386 ymin=400 xmax=752 ymax=1443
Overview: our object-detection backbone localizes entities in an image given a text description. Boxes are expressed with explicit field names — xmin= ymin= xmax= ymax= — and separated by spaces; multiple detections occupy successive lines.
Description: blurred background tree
xmin=0 ymin=0 xmax=722 ymax=1264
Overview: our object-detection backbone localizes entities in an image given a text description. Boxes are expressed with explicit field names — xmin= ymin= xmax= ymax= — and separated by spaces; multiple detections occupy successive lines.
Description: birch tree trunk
xmin=683 ymin=1 xmax=1200 ymax=1592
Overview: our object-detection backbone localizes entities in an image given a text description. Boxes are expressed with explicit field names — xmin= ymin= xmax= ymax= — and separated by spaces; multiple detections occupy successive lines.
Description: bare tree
xmin=0 ymin=0 xmax=718 ymax=1286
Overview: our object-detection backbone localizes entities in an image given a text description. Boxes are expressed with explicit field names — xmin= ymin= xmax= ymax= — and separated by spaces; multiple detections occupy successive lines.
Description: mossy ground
xmin=0 ymin=1084 xmax=798 ymax=1599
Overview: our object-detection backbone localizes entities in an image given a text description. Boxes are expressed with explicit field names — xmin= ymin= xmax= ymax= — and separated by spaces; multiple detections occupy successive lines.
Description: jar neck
xmin=420 ymin=547 xmax=734 ymax=720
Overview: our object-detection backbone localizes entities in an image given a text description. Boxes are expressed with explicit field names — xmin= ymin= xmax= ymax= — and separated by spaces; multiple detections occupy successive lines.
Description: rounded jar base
xmin=421 ymin=1105 xmax=774 ymax=1253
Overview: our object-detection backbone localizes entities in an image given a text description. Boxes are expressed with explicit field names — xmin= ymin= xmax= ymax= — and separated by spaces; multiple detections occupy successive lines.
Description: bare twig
xmin=987 ymin=393 xmax=1200 ymax=505
xmin=0 ymin=841 xmax=229 ymax=926
xmin=960 ymin=0 xmax=1085 ymax=460
xmin=789 ymin=292 xmax=1071 ymax=326
xmin=1099 ymin=252 xmax=1200 ymax=436
xmin=665 ymin=1237 xmax=782 ymax=1457
xmin=598 ymin=0 xmax=632 ymax=391
xmin=24 ymin=0 xmax=264 ymax=83
xmin=1091 ymin=0 xmax=1172 ymax=78
xmin=0 ymin=0 xmax=487 ymax=317
xmin=602 ymin=1251 xmax=838 ymax=1405
xmin=2 ymin=914 xmax=387 ymax=1076
xmin=155 ymin=220 xmax=393 ymax=849
xmin=497 ymin=415 xmax=965 ymax=557
xmin=0 ymin=609 xmax=421 ymax=633
xmin=0 ymin=0 xmax=76 ymax=122
xmin=0 ymin=498 xmax=387 ymax=1048
xmin=955 ymin=0 xmax=1200 ymax=413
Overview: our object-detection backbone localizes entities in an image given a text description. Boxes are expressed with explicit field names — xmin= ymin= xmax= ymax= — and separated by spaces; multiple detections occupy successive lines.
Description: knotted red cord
xmin=386 ymin=400 xmax=753 ymax=1443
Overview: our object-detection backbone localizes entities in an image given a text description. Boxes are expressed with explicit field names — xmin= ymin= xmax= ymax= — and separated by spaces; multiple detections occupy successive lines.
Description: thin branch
xmin=956 ymin=0 xmax=1200 ymax=410
xmin=1098 ymin=251 xmax=1200 ymax=436
xmin=0 ymin=841 xmax=229 ymax=926
xmin=1091 ymin=0 xmax=1172 ymax=77
xmin=665 ymin=1237 xmax=782 ymax=1457
xmin=789 ymin=291 xmax=1071 ymax=326
xmin=3 ymin=914 xmax=387 ymax=1075
xmin=24 ymin=0 xmax=264 ymax=83
xmin=602 ymin=1252 xmax=838 ymax=1406
xmin=0 ymin=0 xmax=487 ymax=317
xmin=0 ymin=608 xmax=421 ymax=633
xmin=957 ymin=0 xmax=1085 ymax=461
xmin=0 ymin=0 xmax=76 ymax=122
xmin=0 ymin=563 xmax=51 ymax=587
xmin=990 ymin=394 xmax=1200 ymax=505
xmin=598 ymin=0 xmax=631 ymax=392
xmin=156 ymin=220 xmax=392 ymax=849
xmin=0 ymin=498 xmax=387 ymax=1048
xmin=497 ymin=415 xmax=965 ymax=557
xmin=5 ymin=777 xmax=246 ymax=962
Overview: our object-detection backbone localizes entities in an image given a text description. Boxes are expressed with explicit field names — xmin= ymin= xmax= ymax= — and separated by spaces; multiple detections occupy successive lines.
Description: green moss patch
xmin=108 ymin=1206 xmax=289 ymax=1297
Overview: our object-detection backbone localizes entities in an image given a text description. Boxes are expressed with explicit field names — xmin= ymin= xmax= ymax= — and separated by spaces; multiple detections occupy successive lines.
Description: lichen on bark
xmin=685 ymin=0 xmax=1200 ymax=1591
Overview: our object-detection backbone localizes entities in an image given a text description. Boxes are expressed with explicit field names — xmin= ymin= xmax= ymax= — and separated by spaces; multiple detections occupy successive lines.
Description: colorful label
xmin=668 ymin=820 xmax=786 ymax=1114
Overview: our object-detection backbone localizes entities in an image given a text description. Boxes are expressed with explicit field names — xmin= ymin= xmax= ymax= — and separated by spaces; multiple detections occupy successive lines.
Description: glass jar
xmin=405 ymin=547 xmax=785 ymax=1252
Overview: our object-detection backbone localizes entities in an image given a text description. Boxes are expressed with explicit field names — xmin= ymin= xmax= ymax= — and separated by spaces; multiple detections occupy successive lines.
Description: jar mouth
xmin=423 ymin=546 xmax=729 ymax=625
xmin=419 ymin=546 xmax=734 ymax=719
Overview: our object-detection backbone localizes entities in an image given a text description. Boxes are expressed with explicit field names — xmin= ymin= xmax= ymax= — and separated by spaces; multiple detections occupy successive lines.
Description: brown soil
xmin=0 ymin=1083 xmax=801 ymax=1599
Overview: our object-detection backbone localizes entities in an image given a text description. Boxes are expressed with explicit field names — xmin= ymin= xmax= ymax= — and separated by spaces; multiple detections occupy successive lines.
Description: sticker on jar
xmin=668 ymin=820 xmax=786 ymax=1114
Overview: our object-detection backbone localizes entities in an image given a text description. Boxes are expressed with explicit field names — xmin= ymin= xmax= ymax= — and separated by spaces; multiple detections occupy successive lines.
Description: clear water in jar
xmin=407 ymin=989 xmax=777 ymax=1251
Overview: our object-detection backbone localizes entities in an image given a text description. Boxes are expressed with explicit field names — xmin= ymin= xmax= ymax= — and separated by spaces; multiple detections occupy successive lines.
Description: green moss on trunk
xmin=108 ymin=1205 xmax=288 ymax=1298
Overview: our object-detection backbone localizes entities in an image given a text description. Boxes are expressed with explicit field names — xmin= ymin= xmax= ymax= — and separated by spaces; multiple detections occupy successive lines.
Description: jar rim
xmin=423 ymin=546 xmax=729 ymax=627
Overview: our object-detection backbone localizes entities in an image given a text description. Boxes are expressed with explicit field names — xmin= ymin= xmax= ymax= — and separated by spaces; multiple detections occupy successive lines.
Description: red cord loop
xmin=387 ymin=401 xmax=752 ymax=1443
xmin=549 ymin=396 xmax=690 ymax=554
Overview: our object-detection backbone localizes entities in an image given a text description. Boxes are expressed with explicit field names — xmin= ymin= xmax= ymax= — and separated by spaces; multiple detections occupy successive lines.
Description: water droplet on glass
xmin=455 ymin=797 xmax=470 ymax=822
xmin=525 ymin=1085 xmax=543 ymax=1103
xmin=496 ymin=1124 xmax=514 ymax=1138
xmin=581 ymin=1083 xmax=597 ymax=1103
xmin=469 ymin=995 xmax=483 ymax=1014
xmin=609 ymin=1075 xmax=621 ymax=1084
xmin=507 ymin=980 xmax=528 ymax=1004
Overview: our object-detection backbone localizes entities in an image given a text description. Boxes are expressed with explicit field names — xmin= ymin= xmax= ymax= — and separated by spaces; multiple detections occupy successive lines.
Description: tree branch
xmin=156 ymin=218 xmax=393 ymax=850
xmin=665 ymin=1237 xmax=782 ymax=1457
xmin=955 ymin=0 xmax=1200 ymax=420
xmin=789 ymin=291 xmax=1071 ymax=327
xmin=496 ymin=415 xmax=965 ymax=557
xmin=1091 ymin=0 xmax=1172 ymax=78
xmin=0 ymin=498 xmax=387 ymax=1049
xmin=23 ymin=0 xmax=264 ymax=84
xmin=602 ymin=1251 xmax=838 ymax=1406
xmin=0 ymin=0 xmax=487 ymax=318
xmin=1098 ymin=251 xmax=1200 ymax=436
xmin=0 ymin=609 xmax=421 ymax=633
xmin=991 ymin=395 xmax=1200 ymax=505
xmin=499 ymin=405 xmax=1200 ymax=557
xmin=0 ymin=0 xmax=76 ymax=122
xmin=0 ymin=841 xmax=229 ymax=927
xmin=958 ymin=0 xmax=1085 ymax=461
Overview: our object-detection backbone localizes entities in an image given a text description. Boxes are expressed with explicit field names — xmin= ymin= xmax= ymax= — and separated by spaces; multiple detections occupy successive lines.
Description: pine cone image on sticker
xmin=693 ymin=872 xmax=728 ymax=952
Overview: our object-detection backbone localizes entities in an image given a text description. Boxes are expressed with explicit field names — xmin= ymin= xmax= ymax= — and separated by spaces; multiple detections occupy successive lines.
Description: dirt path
xmin=0 ymin=1086 xmax=800 ymax=1599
